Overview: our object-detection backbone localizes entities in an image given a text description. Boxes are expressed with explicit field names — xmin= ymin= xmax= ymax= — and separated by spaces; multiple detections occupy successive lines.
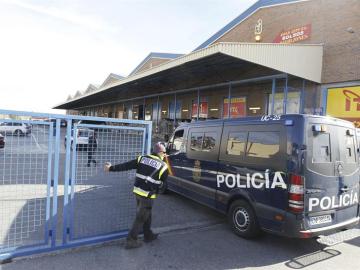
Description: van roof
xmin=176 ymin=114 xmax=355 ymax=129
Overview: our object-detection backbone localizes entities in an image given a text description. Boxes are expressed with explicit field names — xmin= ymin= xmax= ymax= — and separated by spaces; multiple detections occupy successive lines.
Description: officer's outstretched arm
xmin=109 ymin=159 xmax=138 ymax=172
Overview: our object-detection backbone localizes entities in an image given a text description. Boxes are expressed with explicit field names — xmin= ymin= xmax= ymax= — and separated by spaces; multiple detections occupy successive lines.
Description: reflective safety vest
xmin=133 ymin=155 xmax=168 ymax=199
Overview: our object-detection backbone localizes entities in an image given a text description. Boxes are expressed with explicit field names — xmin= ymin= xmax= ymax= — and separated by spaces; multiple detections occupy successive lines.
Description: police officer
xmin=104 ymin=142 xmax=168 ymax=249
xmin=87 ymin=132 xmax=97 ymax=167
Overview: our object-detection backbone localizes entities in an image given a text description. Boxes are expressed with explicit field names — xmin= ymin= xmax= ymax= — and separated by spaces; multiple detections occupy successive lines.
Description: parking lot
xmin=1 ymin=124 xmax=360 ymax=270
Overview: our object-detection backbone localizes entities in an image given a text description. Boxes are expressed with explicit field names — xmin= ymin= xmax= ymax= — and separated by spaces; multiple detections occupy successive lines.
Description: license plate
xmin=309 ymin=215 xmax=332 ymax=226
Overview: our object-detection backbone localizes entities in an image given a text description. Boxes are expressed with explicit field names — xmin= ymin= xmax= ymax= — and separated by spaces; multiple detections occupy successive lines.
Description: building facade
xmin=55 ymin=0 xmax=360 ymax=133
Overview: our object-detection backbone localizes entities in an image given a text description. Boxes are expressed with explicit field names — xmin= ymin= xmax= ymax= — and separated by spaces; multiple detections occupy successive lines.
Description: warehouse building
xmin=54 ymin=0 xmax=360 ymax=135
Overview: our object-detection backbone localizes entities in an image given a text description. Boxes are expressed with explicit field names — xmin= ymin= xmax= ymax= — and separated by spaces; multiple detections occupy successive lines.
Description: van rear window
xmin=246 ymin=132 xmax=280 ymax=158
xmin=342 ymin=135 xmax=356 ymax=163
xmin=312 ymin=133 xmax=331 ymax=163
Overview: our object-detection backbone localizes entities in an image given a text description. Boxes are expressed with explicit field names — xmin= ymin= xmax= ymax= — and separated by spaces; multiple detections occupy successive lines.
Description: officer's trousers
xmin=128 ymin=194 xmax=154 ymax=241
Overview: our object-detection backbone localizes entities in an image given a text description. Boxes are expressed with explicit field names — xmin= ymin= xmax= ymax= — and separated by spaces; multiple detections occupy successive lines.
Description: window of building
xmin=268 ymin=91 xmax=300 ymax=114
xmin=227 ymin=132 xmax=247 ymax=156
xmin=223 ymin=97 xmax=246 ymax=118
xmin=169 ymin=101 xmax=182 ymax=119
xmin=246 ymin=131 xmax=280 ymax=158
xmin=192 ymin=98 xmax=208 ymax=119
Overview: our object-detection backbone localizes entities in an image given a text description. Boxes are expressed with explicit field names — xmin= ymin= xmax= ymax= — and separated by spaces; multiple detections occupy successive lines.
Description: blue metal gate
xmin=0 ymin=109 xmax=152 ymax=261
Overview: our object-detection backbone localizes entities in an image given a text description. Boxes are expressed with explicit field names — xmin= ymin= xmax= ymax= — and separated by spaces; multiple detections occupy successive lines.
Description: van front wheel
xmin=228 ymin=200 xmax=261 ymax=239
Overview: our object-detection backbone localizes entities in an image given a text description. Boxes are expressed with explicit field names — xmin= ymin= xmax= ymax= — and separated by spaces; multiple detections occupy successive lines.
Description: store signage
xmin=223 ymin=97 xmax=246 ymax=118
xmin=192 ymin=102 xmax=208 ymax=118
xmin=254 ymin=19 xmax=263 ymax=35
xmin=327 ymin=86 xmax=360 ymax=127
xmin=273 ymin=24 xmax=311 ymax=43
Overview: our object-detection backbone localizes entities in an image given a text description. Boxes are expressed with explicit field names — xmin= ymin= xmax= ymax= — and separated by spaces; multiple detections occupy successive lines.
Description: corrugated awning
xmin=55 ymin=42 xmax=323 ymax=109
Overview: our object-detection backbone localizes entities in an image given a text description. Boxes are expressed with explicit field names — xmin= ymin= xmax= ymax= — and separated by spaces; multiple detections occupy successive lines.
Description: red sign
xmin=192 ymin=102 xmax=208 ymax=118
xmin=223 ymin=97 xmax=246 ymax=118
xmin=273 ymin=24 xmax=311 ymax=44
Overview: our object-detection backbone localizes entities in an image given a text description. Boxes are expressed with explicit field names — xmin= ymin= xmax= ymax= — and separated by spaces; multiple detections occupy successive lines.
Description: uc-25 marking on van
xmin=164 ymin=114 xmax=360 ymax=239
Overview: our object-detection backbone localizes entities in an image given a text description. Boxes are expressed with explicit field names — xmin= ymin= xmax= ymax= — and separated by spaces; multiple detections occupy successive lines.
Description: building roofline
xmin=54 ymin=42 xmax=323 ymax=109
xmin=100 ymin=73 xmax=125 ymax=88
xmin=193 ymin=0 xmax=311 ymax=51
xmin=129 ymin=52 xmax=184 ymax=76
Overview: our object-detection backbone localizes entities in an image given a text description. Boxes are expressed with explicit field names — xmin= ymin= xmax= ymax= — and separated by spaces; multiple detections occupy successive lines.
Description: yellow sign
xmin=327 ymin=86 xmax=360 ymax=118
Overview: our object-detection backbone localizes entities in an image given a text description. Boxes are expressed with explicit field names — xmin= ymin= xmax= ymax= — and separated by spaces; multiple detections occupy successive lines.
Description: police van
xmin=165 ymin=114 xmax=360 ymax=239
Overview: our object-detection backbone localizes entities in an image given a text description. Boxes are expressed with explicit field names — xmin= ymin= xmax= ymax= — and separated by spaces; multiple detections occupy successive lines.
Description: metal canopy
xmin=55 ymin=42 xmax=323 ymax=110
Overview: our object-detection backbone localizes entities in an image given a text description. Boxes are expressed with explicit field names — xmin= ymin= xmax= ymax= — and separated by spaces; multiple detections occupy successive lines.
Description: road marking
xmin=31 ymin=133 xmax=42 ymax=150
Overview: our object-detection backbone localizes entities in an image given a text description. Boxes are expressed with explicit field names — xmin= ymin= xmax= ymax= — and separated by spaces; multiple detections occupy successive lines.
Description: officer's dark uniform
xmin=87 ymin=134 xmax=97 ymax=167
xmin=109 ymin=153 xmax=168 ymax=246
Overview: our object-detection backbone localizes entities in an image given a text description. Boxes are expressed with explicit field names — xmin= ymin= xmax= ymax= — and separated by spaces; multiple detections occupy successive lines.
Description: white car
xmin=64 ymin=128 xmax=97 ymax=151
xmin=0 ymin=122 xmax=31 ymax=136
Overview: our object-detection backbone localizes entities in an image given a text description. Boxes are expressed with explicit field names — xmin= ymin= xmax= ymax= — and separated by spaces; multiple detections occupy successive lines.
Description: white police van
xmin=165 ymin=115 xmax=360 ymax=240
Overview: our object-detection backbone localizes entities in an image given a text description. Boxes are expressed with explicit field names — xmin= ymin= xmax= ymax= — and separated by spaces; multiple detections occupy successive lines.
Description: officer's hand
xmin=104 ymin=162 xmax=112 ymax=172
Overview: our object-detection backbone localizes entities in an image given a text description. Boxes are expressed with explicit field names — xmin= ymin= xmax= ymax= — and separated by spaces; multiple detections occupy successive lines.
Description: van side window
xmin=190 ymin=131 xmax=217 ymax=152
xmin=312 ymin=133 xmax=331 ymax=163
xmin=203 ymin=132 xmax=216 ymax=151
xmin=190 ymin=132 xmax=203 ymax=151
xmin=246 ymin=131 xmax=280 ymax=158
xmin=227 ymin=132 xmax=247 ymax=156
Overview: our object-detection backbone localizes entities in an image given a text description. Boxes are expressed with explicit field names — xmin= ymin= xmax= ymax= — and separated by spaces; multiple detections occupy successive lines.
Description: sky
xmin=0 ymin=0 xmax=258 ymax=114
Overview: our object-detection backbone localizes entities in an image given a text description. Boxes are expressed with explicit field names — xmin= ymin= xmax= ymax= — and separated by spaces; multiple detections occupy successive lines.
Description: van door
xmin=218 ymin=124 xmax=288 ymax=229
xmin=304 ymin=121 xmax=359 ymax=230
xmin=178 ymin=126 xmax=221 ymax=208
xmin=166 ymin=128 xmax=188 ymax=190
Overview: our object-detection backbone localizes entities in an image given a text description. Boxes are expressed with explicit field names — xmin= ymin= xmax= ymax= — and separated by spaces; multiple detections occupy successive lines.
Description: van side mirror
xmin=164 ymin=134 xmax=169 ymax=142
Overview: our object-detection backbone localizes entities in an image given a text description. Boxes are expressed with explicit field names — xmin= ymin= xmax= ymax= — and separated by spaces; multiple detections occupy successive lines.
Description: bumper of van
xmin=299 ymin=217 xmax=360 ymax=237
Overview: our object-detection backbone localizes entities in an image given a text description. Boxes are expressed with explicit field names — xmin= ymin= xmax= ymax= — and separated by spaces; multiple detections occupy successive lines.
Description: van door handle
xmin=340 ymin=186 xmax=349 ymax=192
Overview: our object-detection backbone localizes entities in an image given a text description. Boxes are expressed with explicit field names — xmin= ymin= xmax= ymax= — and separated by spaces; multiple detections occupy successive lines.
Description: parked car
xmin=0 ymin=122 xmax=31 ymax=136
xmin=76 ymin=120 xmax=108 ymax=132
xmin=0 ymin=133 xmax=5 ymax=148
xmin=165 ymin=114 xmax=360 ymax=239
xmin=64 ymin=128 xmax=97 ymax=151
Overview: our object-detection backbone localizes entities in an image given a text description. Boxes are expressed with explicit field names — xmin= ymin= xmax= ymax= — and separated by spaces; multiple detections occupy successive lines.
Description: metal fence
xmin=0 ymin=109 xmax=152 ymax=261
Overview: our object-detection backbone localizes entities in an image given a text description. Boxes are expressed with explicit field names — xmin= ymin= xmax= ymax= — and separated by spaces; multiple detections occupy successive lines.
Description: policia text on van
xmin=164 ymin=115 xmax=360 ymax=239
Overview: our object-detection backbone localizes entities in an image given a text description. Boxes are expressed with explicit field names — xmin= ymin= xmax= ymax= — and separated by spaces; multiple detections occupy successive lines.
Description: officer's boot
xmin=125 ymin=238 xmax=142 ymax=249
xmin=144 ymin=232 xmax=158 ymax=243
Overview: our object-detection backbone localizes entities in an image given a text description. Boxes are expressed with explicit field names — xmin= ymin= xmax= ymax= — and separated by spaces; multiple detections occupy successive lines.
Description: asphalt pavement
xmin=1 ymin=205 xmax=359 ymax=270
xmin=1 ymin=125 xmax=360 ymax=270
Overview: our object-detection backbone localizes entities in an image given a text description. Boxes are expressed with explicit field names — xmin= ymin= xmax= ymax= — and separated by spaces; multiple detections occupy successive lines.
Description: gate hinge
xmin=69 ymin=178 xmax=72 ymax=185
xmin=51 ymin=180 xmax=54 ymax=187
xmin=66 ymin=228 xmax=70 ymax=235
xmin=48 ymin=230 xmax=53 ymax=237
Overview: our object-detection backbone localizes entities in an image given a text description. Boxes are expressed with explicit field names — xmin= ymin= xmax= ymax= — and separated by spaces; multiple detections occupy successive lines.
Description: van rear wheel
xmin=228 ymin=200 xmax=261 ymax=239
